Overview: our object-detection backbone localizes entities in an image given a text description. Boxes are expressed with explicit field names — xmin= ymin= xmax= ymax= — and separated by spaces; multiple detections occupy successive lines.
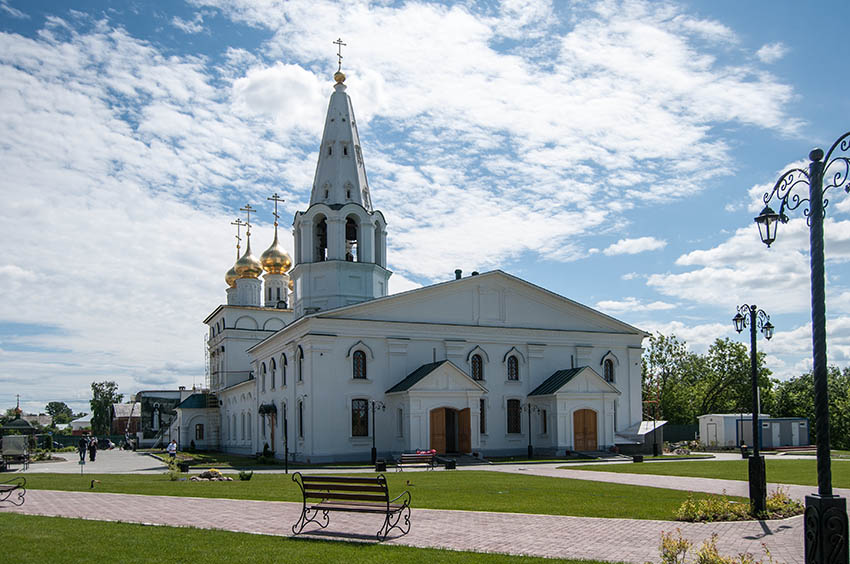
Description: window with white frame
xmin=507 ymin=399 xmax=521 ymax=434
xmin=397 ymin=408 xmax=404 ymax=437
xmin=351 ymin=399 xmax=368 ymax=437
xmin=352 ymin=350 xmax=367 ymax=379
xmin=480 ymin=398 xmax=487 ymax=434
xmin=507 ymin=355 xmax=519 ymax=381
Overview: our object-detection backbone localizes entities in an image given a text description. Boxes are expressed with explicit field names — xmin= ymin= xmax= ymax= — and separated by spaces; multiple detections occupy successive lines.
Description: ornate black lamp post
xmin=522 ymin=403 xmax=540 ymax=458
xmin=754 ymin=130 xmax=850 ymax=564
xmin=370 ymin=400 xmax=385 ymax=464
xmin=733 ymin=304 xmax=774 ymax=514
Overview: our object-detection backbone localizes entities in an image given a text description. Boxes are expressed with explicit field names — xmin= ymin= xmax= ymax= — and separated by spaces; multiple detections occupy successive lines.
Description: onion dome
xmin=225 ymin=264 xmax=238 ymax=288
xmin=334 ymin=71 xmax=345 ymax=84
xmin=234 ymin=241 xmax=263 ymax=279
xmin=260 ymin=232 xmax=292 ymax=274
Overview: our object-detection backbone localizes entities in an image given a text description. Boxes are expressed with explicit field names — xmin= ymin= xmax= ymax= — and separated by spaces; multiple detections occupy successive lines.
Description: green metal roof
xmin=528 ymin=367 xmax=585 ymax=396
xmin=176 ymin=394 xmax=212 ymax=409
xmin=386 ymin=361 xmax=448 ymax=393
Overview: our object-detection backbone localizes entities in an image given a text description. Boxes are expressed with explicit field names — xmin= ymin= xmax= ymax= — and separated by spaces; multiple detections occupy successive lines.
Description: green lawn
xmin=564 ymin=458 xmax=850 ymax=488
xmin=20 ymin=470 xmax=743 ymax=520
xmin=0 ymin=514 xmax=611 ymax=564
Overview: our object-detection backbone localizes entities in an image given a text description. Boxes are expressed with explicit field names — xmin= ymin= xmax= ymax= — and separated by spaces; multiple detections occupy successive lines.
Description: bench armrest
xmin=389 ymin=489 xmax=411 ymax=509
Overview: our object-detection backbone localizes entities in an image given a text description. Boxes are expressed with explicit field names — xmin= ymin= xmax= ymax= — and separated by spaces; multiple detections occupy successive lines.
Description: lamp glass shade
xmin=754 ymin=206 xmax=780 ymax=247
xmin=733 ymin=312 xmax=745 ymax=333
xmin=763 ymin=321 xmax=774 ymax=340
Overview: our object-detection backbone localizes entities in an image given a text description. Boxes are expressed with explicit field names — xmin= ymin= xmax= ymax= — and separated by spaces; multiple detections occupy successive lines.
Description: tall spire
xmin=309 ymin=39 xmax=373 ymax=210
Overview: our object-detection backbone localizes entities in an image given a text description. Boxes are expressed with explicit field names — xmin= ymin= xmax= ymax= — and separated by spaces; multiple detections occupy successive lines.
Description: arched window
xmin=507 ymin=356 xmax=519 ymax=381
xmin=351 ymin=399 xmax=368 ymax=437
xmin=270 ymin=358 xmax=276 ymax=389
xmin=247 ymin=414 xmax=252 ymax=440
xmin=240 ymin=413 xmax=245 ymax=440
xmin=353 ymin=350 xmax=367 ymax=379
xmin=604 ymin=359 xmax=615 ymax=382
xmin=345 ymin=216 xmax=358 ymax=262
xmin=297 ymin=347 xmax=304 ymax=382
xmin=261 ymin=362 xmax=267 ymax=392
xmin=314 ymin=216 xmax=327 ymax=262
xmin=471 ymin=354 xmax=484 ymax=381
xmin=281 ymin=354 xmax=287 ymax=386
xmin=507 ymin=399 xmax=521 ymax=434
xmin=298 ymin=401 xmax=304 ymax=438
xmin=232 ymin=414 xmax=236 ymax=441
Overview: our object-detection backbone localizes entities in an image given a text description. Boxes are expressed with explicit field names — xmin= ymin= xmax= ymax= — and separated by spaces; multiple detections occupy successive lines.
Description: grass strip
xmin=20 ymin=470 xmax=740 ymax=520
xmin=0 ymin=513 xmax=612 ymax=564
xmin=562 ymin=459 xmax=850 ymax=488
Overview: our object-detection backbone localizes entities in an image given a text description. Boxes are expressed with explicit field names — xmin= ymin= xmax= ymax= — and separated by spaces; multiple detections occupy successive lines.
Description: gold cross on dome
xmin=230 ymin=218 xmax=245 ymax=257
xmin=239 ymin=204 xmax=256 ymax=234
xmin=333 ymin=37 xmax=346 ymax=72
xmin=267 ymin=193 xmax=285 ymax=227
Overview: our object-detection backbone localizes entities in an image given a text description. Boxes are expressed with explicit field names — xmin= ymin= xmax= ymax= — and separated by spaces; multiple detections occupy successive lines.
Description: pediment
xmin=386 ymin=360 xmax=487 ymax=394
xmin=529 ymin=366 xmax=620 ymax=396
xmin=318 ymin=270 xmax=645 ymax=335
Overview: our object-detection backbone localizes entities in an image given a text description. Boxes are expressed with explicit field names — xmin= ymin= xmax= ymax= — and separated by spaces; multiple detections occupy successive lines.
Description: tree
xmin=773 ymin=366 xmax=850 ymax=450
xmin=90 ymin=381 xmax=123 ymax=435
xmin=642 ymin=333 xmax=696 ymax=424
xmin=45 ymin=401 xmax=74 ymax=425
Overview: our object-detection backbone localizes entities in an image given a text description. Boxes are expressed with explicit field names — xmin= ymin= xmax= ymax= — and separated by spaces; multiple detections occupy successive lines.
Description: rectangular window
xmin=541 ymin=410 xmax=547 ymax=435
xmin=352 ymin=399 xmax=369 ymax=437
xmin=195 ymin=424 xmax=204 ymax=441
xmin=397 ymin=408 xmax=404 ymax=437
xmin=507 ymin=399 xmax=521 ymax=434
xmin=479 ymin=398 xmax=486 ymax=434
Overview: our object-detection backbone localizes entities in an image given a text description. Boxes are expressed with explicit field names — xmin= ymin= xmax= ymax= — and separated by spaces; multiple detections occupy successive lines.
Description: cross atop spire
xmin=239 ymin=204 xmax=256 ymax=241
xmin=333 ymin=38 xmax=346 ymax=72
xmin=267 ymin=193 xmax=285 ymax=230
xmin=230 ymin=218 xmax=245 ymax=259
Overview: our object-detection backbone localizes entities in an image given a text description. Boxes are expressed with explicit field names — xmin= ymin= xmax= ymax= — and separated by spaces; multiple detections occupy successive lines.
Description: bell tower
xmin=290 ymin=46 xmax=391 ymax=317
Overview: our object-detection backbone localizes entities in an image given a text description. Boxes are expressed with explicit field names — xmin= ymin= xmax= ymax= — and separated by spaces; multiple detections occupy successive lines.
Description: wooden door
xmin=430 ymin=409 xmax=446 ymax=453
xmin=458 ymin=408 xmax=471 ymax=453
xmin=573 ymin=409 xmax=597 ymax=451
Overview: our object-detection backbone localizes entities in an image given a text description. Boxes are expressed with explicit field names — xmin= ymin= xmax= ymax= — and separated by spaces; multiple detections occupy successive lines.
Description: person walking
xmin=166 ymin=439 xmax=177 ymax=461
xmin=88 ymin=436 xmax=98 ymax=461
xmin=78 ymin=436 xmax=88 ymax=462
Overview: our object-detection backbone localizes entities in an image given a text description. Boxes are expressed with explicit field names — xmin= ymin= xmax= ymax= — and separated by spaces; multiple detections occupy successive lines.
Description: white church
xmin=177 ymin=67 xmax=649 ymax=463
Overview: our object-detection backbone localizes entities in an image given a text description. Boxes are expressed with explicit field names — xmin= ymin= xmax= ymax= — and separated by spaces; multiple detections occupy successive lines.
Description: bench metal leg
xmin=291 ymin=507 xmax=329 ymax=535
xmin=0 ymin=477 xmax=26 ymax=507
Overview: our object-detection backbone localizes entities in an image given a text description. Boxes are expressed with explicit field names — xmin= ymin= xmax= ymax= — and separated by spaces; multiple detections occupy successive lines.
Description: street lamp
xmin=733 ymin=304 xmax=773 ymax=515
xmin=754 ymin=130 xmax=850 ymax=564
xmin=522 ymin=403 xmax=540 ymax=459
xmin=370 ymin=400 xmax=385 ymax=464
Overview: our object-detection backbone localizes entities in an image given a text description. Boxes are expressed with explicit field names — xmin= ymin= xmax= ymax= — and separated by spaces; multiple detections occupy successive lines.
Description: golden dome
xmin=260 ymin=232 xmax=292 ymax=274
xmin=234 ymin=242 xmax=263 ymax=279
xmin=334 ymin=71 xmax=346 ymax=84
xmin=225 ymin=264 xmax=238 ymax=288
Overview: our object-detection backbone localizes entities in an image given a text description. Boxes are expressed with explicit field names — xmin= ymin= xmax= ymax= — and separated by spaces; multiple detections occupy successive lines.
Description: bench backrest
xmin=295 ymin=474 xmax=389 ymax=504
xmin=400 ymin=453 xmax=433 ymax=462
xmin=1 ymin=435 xmax=28 ymax=456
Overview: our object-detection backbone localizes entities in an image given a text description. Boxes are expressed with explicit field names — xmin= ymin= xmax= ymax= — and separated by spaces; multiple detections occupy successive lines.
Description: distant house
xmin=21 ymin=414 xmax=52 ymax=428
xmin=69 ymin=414 xmax=92 ymax=434
xmin=111 ymin=403 xmax=140 ymax=435
xmin=698 ymin=414 xmax=810 ymax=448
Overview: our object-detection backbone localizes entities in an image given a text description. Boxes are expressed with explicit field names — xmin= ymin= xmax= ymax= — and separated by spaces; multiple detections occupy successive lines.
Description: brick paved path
xmin=5 ymin=489 xmax=805 ymax=563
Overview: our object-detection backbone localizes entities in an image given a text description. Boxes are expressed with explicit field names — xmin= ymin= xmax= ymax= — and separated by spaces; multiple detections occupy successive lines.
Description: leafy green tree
xmin=642 ymin=333 xmax=697 ymax=424
xmin=90 ymin=381 xmax=123 ymax=435
xmin=45 ymin=401 xmax=74 ymax=425
xmin=773 ymin=366 xmax=850 ymax=450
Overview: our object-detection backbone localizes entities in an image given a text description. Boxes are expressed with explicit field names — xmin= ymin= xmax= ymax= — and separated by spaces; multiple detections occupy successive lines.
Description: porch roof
xmin=386 ymin=361 xmax=448 ymax=393
xmin=528 ymin=367 xmax=583 ymax=396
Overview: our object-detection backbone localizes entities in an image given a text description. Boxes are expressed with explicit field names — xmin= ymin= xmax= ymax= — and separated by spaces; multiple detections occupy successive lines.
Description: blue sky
xmin=2 ymin=0 xmax=849 ymax=415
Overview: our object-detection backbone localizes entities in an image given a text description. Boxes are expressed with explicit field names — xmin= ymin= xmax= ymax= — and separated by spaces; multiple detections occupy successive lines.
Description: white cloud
xmin=172 ymin=13 xmax=206 ymax=34
xmin=603 ymin=236 xmax=667 ymax=256
xmin=756 ymin=42 xmax=788 ymax=64
xmin=0 ymin=0 xmax=28 ymax=19
xmin=596 ymin=297 xmax=676 ymax=314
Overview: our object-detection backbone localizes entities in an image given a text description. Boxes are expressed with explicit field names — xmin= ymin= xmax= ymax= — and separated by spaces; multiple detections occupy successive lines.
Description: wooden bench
xmin=0 ymin=476 xmax=26 ymax=507
xmin=291 ymin=473 xmax=411 ymax=541
xmin=395 ymin=452 xmax=436 ymax=471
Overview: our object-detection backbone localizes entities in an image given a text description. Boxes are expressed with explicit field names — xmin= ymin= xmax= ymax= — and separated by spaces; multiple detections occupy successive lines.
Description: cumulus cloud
xmin=756 ymin=42 xmax=788 ymax=64
xmin=596 ymin=297 xmax=676 ymax=313
xmin=604 ymin=237 xmax=667 ymax=256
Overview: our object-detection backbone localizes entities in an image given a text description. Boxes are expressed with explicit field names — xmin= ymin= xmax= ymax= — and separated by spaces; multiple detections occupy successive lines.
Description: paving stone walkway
xmin=5 ymin=488 xmax=805 ymax=563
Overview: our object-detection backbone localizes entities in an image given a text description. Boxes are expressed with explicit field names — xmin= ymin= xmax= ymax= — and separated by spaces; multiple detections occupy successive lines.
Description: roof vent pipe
xmin=471 ymin=271 xmax=479 ymax=276
xmin=455 ymin=269 xmax=462 ymax=280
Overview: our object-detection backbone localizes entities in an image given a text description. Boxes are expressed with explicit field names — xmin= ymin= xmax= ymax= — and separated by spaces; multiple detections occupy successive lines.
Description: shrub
xmin=163 ymin=459 xmax=181 ymax=481
xmin=761 ymin=487 xmax=804 ymax=520
xmin=238 ymin=470 xmax=253 ymax=481
xmin=676 ymin=488 xmax=804 ymax=522
xmin=657 ymin=530 xmax=776 ymax=564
